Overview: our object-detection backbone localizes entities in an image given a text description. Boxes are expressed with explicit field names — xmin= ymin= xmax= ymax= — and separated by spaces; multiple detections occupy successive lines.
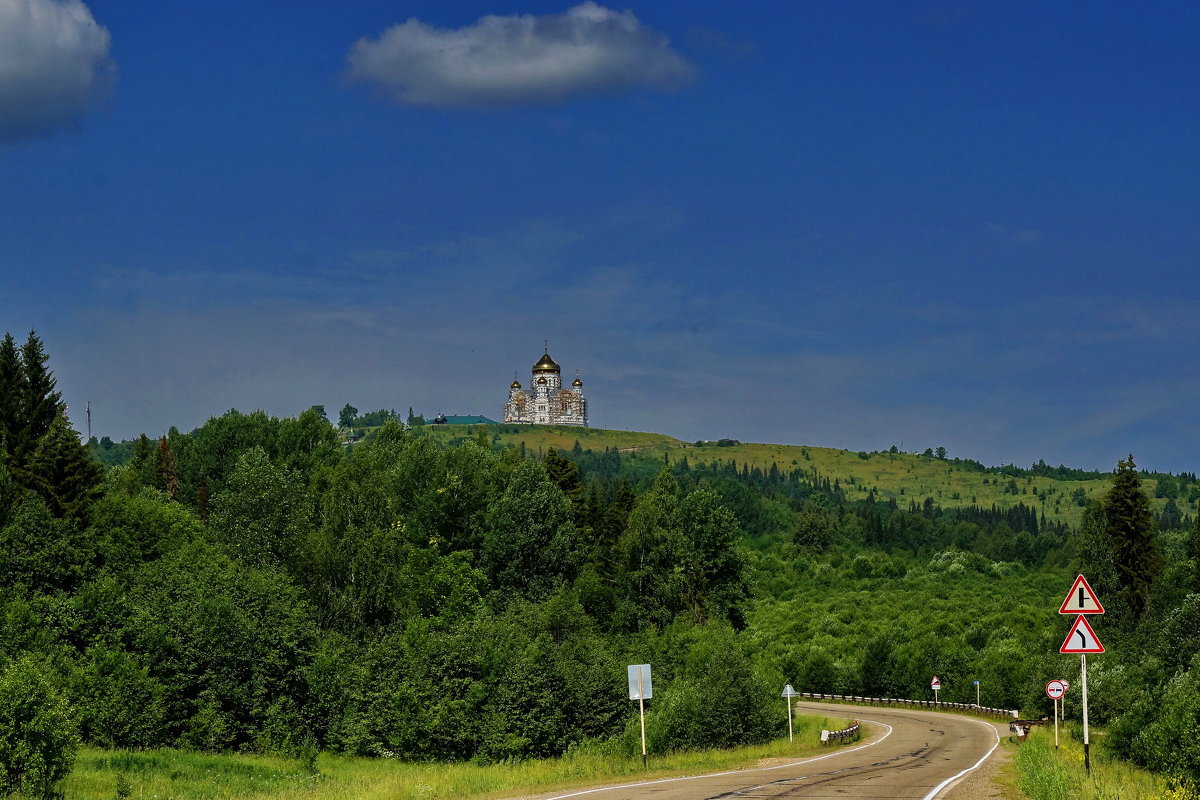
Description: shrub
xmin=0 ymin=658 xmax=78 ymax=799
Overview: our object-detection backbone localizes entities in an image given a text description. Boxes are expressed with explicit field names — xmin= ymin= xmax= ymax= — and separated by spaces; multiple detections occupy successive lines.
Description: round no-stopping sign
xmin=1046 ymin=680 xmax=1066 ymax=700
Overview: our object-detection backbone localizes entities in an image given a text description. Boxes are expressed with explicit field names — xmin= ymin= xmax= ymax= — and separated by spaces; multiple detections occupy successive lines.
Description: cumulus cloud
xmin=0 ymin=0 xmax=114 ymax=144
xmin=346 ymin=2 xmax=694 ymax=108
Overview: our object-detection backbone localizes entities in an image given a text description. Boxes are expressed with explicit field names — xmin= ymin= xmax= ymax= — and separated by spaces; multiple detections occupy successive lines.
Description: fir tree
xmin=128 ymin=434 xmax=154 ymax=488
xmin=18 ymin=332 xmax=63 ymax=465
xmin=20 ymin=412 xmax=103 ymax=519
xmin=0 ymin=333 xmax=20 ymax=458
xmin=1103 ymin=455 xmax=1163 ymax=622
xmin=1186 ymin=513 xmax=1200 ymax=593
xmin=196 ymin=479 xmax=210 ymax=523
xmin=156 ymin=435 xmax=179 ymax=501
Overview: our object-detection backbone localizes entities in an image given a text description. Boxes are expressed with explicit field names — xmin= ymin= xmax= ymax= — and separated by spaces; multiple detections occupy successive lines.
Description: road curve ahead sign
xmin=1059 ymin=616 xmax=1105 ymax=653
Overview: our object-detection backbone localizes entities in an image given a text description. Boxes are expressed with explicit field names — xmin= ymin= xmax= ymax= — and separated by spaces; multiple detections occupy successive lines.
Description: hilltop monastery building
xmin=504 ymin=348 xmax=588 ymax=426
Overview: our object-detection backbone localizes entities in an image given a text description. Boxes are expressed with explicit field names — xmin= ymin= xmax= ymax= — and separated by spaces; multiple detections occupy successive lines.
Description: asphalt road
xmin=516 ymin=701 xmax=1002 ymax=800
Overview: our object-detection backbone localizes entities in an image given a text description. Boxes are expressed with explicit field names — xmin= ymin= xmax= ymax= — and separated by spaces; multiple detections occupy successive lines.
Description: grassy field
xmin=1014 ymin=727 xmax=1194 ymax=800
xmin=55 ymin=715 xmax=853 ymax=800
xmin=411 ymin=424 xmax=1189 ymax=527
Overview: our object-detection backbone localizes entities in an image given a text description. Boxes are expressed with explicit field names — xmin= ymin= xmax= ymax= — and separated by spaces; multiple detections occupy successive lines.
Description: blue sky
xmin=2 ymin=0 xmax=1198 ymax=473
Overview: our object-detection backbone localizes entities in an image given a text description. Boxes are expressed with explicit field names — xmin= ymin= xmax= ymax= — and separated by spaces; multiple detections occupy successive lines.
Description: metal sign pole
xmin=786 ymin=695 xmax=793 ymax=742
xmin=1081 ymin=654 xmax=1090 ymax=775
xmin=638 ymin=666 xmax=647 ymax=768
xmin=976 ymin=681 xmax=980 ymax=708
xmin=1054 ymin=696 xmax=1059 ymax=750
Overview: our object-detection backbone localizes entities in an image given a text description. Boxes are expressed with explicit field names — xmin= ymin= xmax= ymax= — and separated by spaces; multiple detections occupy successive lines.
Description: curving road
xmin=514 ymin=701 xmax=1002 ymax=800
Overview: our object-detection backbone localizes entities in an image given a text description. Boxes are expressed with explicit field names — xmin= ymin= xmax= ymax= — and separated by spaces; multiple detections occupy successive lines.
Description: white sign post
xmin=931 ymin=676 xmax=941 ymax=703
xmin=782 ymin=684 xmax=799 ymax=742
xmin=627 ymin=664 xmax=652 ymax=767
xmin=973 ymin=679 xmax=980 ymax=708
xmin=1059 ymin=575 xmax=1105 ymax=775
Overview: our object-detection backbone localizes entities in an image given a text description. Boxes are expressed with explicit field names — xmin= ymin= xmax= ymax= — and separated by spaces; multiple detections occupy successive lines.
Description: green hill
xmin=416 ymin=423 xmax=1194 ymax=528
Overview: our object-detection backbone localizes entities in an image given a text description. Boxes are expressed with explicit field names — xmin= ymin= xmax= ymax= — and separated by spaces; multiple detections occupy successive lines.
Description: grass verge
xmin=53 ymin=715 xmax=855 ymax=800
xmin=1014 ymin=727 xmax=1196 ymax=800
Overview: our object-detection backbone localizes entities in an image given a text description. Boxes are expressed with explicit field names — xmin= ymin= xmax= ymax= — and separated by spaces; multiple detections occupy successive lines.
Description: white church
xmin=504 ymin=347 xmax=588 ymax=426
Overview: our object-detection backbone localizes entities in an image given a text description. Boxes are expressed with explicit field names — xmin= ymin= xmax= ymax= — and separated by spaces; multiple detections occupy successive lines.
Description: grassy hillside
xmin=414 ymin=424 xmax=1194 ymax=527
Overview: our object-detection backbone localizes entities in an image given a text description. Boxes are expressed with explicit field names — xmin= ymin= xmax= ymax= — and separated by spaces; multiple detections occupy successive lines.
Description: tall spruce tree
xmin=0 ymin=333 xmax=23 ymax=460
xmin=18 ymin=332 xmax=64 ymax=465
xmin=1104 ymin=455 xmax=1163 ymax=622
xmin=21 ymin=412 xmax=103 ymax=519
xmin=0 ymin=331 xmax=102 ymax=519
xmin=156 ymin=435 xmax=179 ymax=501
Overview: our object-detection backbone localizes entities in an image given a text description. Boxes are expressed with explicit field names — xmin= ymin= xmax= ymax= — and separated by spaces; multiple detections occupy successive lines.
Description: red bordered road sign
xmin=1046 ymin=680 xmax=1066 ymax=700
xmin=1059 ymin=575 xmax=1105 ymax=615
xmin=1060 ymin=615 xmax=1105 ymax=653
xmin=931 ymin=676 xmax=941 ymax=690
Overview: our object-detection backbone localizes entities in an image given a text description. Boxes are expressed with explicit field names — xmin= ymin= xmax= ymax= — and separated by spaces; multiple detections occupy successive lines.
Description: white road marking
xmin=537 ymin=719 xmax=894 ymax=799
xmin=921 ymin=716 xmax=1002 ymax=800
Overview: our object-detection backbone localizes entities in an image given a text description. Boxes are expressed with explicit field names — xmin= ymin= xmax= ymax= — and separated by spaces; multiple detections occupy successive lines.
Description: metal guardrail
xmin=800 ymin=692 xmax=1019 ymax=719
xmin=820 ymin=720 xmax=860 ymax=744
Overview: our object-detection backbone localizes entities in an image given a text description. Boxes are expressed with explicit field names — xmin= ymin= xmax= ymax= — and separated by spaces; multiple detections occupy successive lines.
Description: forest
xmin=1 ymin=329 xmax=1198 ymax=796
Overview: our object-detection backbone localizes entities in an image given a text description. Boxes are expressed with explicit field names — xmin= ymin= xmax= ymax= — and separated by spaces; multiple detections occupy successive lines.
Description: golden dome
xmin=532 ymin=351 xmax=560 ymax=373
xmin=510 ymin=379 xmax=521 ymax=389
xmin=572 ymin=377 xmax=582 ymax=387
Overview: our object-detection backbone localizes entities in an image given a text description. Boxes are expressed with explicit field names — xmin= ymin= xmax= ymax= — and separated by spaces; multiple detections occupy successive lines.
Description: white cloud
xmin=0 ymin=0 xmax=114 ymax=143
xmin=346 ymin=2 xmax=694 ymax=108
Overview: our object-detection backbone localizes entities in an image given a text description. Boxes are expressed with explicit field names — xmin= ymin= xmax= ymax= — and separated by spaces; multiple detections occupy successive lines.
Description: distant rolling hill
xmin=419 ymin=423 xmax=1195 ymax=528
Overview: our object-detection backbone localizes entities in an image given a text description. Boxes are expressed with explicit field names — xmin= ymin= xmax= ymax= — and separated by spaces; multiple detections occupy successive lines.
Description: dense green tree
xmin=543 ymin=448 xmax=583 ymax=511
xmin=1186 ymin=515 xmax=1200 ymax=593
xmin=1073 ymin=500 xmax=1120 ymax=607
xmin=18 ymin=412 xmax=103 ymax=519
xmin=0 ymin=462 xmax=22 ymax=529
xmin=645 ymin=624 xmax=775 ymax=752
xmin=0 ymin=658 xmax=78 ymax=799
xmin=481 ymin=459 xmax=581 ymax=598
xmin=175 ymin=409 xmax=282 ymax=501
xmin=0 ymin=497 xmax=95 ymax=593
xmin=338 ymin=404 xmax=358 ymax=428
xmin=209 ymin=447 xmax=310 ymax=567
xmin=276 ymin=408 xmax=341 ymax=477
xmin=616 ymin=470 xmax=686 ymax=630
xmin=125 ymin=433 xmax=155 ymax=490
xmin=1124 ymin=658 xmax=1200 ymax=784
xmin=858 ymin=634 xmax=896 ymax=695
xmin=85 ymin=490 xmax=201 ymax=574
xmin=677 ymin=488 xmax=748 ymax=626
xmin=17 ymin=333 xmax=64 ymax=466
xmin=127 ymin=541 xmax=317 ymax=750
xmin=796 ymin=647 xmax=837 ymax=693
xmin=0 ymin=332 xmax=20 ymax=458
xmin=155 ymin=435 xmax=179 ymax=500
xmin=71 ymin=646 xmax=167 ymax=749
xmin=1104 ymin=455 xmax=1163 ymax=622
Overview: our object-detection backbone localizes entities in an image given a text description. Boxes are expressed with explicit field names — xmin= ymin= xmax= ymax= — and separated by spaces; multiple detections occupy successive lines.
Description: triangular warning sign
xmin=1059 ymin=575 xmax=1105 ymax=615
xmin=1060 ymin=615 xmax=1105 ymax=653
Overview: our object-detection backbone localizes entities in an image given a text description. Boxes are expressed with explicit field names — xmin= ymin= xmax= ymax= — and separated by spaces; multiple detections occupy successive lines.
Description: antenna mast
xmin=86 ymin=400 xmax=92 ymax=441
